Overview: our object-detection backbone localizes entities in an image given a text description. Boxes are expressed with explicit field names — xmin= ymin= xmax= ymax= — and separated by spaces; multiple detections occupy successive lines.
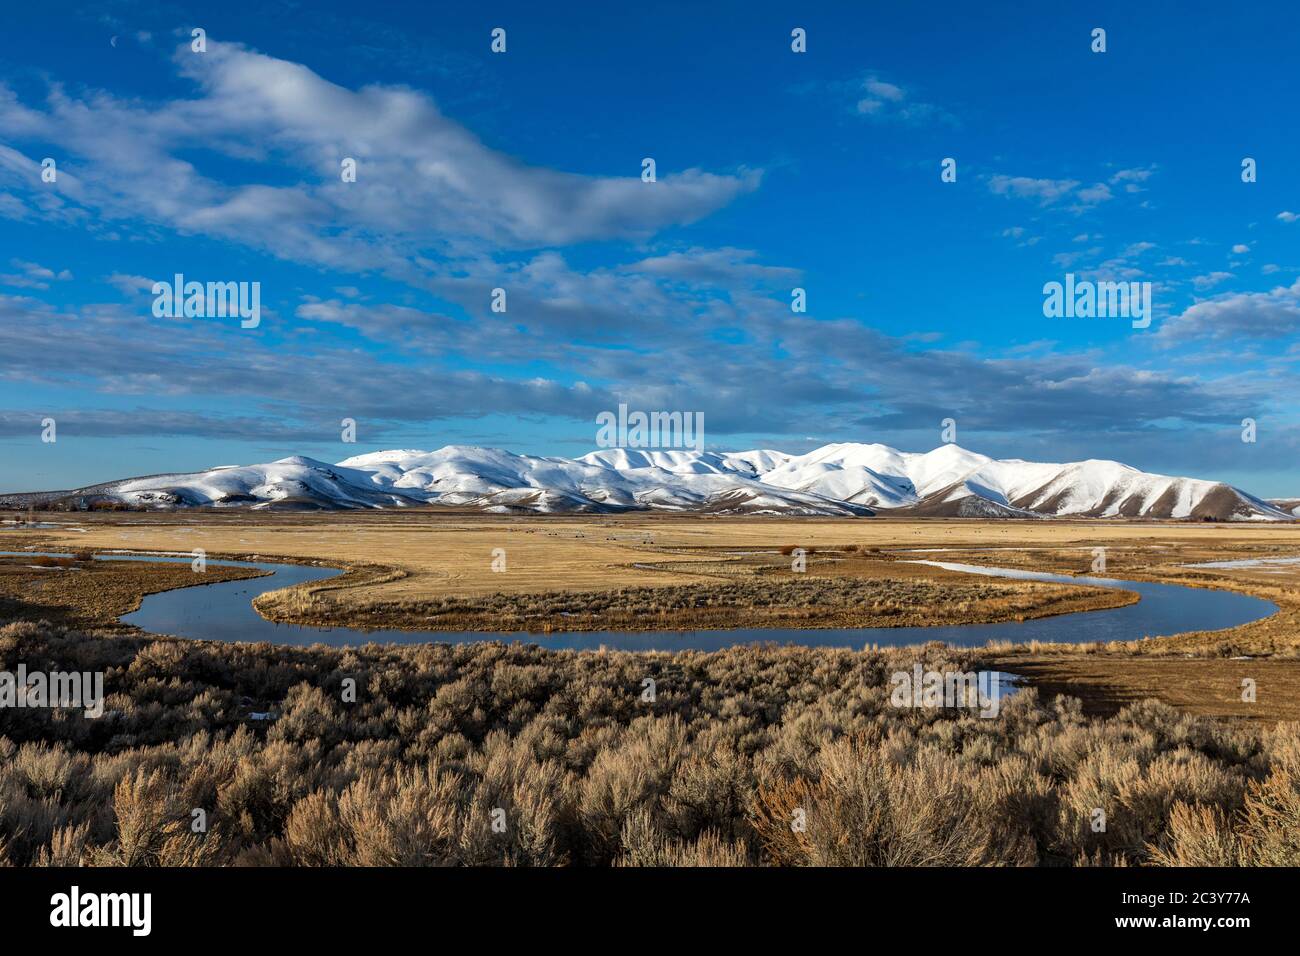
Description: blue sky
xmin=1 ymin=0 xmax=1298 ymax=495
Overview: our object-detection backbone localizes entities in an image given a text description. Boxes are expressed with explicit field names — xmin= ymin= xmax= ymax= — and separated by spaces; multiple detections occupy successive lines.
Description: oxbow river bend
xmin=4 ymin=551 xmax=1279 ymax=651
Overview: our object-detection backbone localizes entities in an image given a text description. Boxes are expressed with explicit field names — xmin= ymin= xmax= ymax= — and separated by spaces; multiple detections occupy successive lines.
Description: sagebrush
xmin=1 ymin=619 xmax=1296 ymax=866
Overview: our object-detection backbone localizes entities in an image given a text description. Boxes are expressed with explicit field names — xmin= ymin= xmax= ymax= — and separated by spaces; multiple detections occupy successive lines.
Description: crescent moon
xmin=110 ymin=36 xmax=118 ymax=47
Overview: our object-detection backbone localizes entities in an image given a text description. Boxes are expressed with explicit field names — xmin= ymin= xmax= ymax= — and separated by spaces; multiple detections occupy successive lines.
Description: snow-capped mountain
xmin=757 ymin=443 xmax=1289 ymax=520
xmin=3 ymin=443 xmax=1292 ymax=520
xmin=330 ymin=446 xmax=862 ymax=515
xmin=113 ymin=457 xmax=428 ymax=510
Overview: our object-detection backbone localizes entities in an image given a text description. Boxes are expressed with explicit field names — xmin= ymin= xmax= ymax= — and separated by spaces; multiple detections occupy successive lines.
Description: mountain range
xmin=3 ymin=442 xmax=1293 ymax=521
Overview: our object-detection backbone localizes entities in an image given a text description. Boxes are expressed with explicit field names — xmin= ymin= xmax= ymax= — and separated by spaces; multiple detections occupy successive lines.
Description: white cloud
xmin=989 ymin=169 xmax=1151 ymax=211
xmin=1107 ymin=166 xmax=1156 ymax=194
xmin=1076 ymin=183 xmax=1113 ymax=205
xmin=105 ymin=273 xmax=156 ymax=296
xmin=863 ymin=78 xmax=905 ymax=102
xmin=622 ymin=247 xmax=800 ymax=287
xmin=0 ymin=40 xmax=760 ymax=268
xmin=987 ymin=175 xmax=1080 ymax=206
xmin=854 ymin=74 xmax=954 ymax=125
xmin=0 ymin=259 xmax=72 ymax=290
xmin=1109 ymin=166 xmax=1156 ymax=185
xmin=1161 ymin=280 xmax=1300 ymax=341
xmin=1192 ymin=271 xmax=1234 ymax=290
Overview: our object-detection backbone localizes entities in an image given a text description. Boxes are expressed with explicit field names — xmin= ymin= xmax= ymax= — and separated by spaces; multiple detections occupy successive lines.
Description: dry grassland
xmin=8 ymin=511 xmax=1300 ymax=722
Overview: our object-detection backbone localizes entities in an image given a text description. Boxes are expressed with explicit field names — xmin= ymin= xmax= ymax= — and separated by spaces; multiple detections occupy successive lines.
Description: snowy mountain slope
xmin=4 ymin=442 xmax=1291 ymax=520
xmin=334 ymin=445 xmax=867 ymax=515
xmin=759 ymin=444 xmax=1290 ymax=520
xmin=110 ymin=457 xmax=426 ymax=510
xmin=576 ymin=447 xmax=790 ymax=477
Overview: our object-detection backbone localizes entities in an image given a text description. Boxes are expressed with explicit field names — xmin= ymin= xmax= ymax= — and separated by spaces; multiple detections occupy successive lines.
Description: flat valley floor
xmin=6 ymin=512 xmax=1300 ymax=722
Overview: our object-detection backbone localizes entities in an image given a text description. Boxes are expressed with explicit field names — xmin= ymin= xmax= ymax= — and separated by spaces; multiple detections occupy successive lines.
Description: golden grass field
xmin=7 ymin=510 xmax=1300 ymax=721
xmin=17 ymin=509 xmax=1300 ymax=596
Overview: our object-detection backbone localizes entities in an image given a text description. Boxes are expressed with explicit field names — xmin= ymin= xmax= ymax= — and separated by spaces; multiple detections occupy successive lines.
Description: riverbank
xmin=0 ymin=554 xmax=267 ymax=630
xmin=6 ymin=512 xmax=1300 ymax=722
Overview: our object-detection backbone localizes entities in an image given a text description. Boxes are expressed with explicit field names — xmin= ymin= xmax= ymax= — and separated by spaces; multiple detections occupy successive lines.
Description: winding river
xmin=5 ymin=550 xmax=1277 ymax=651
